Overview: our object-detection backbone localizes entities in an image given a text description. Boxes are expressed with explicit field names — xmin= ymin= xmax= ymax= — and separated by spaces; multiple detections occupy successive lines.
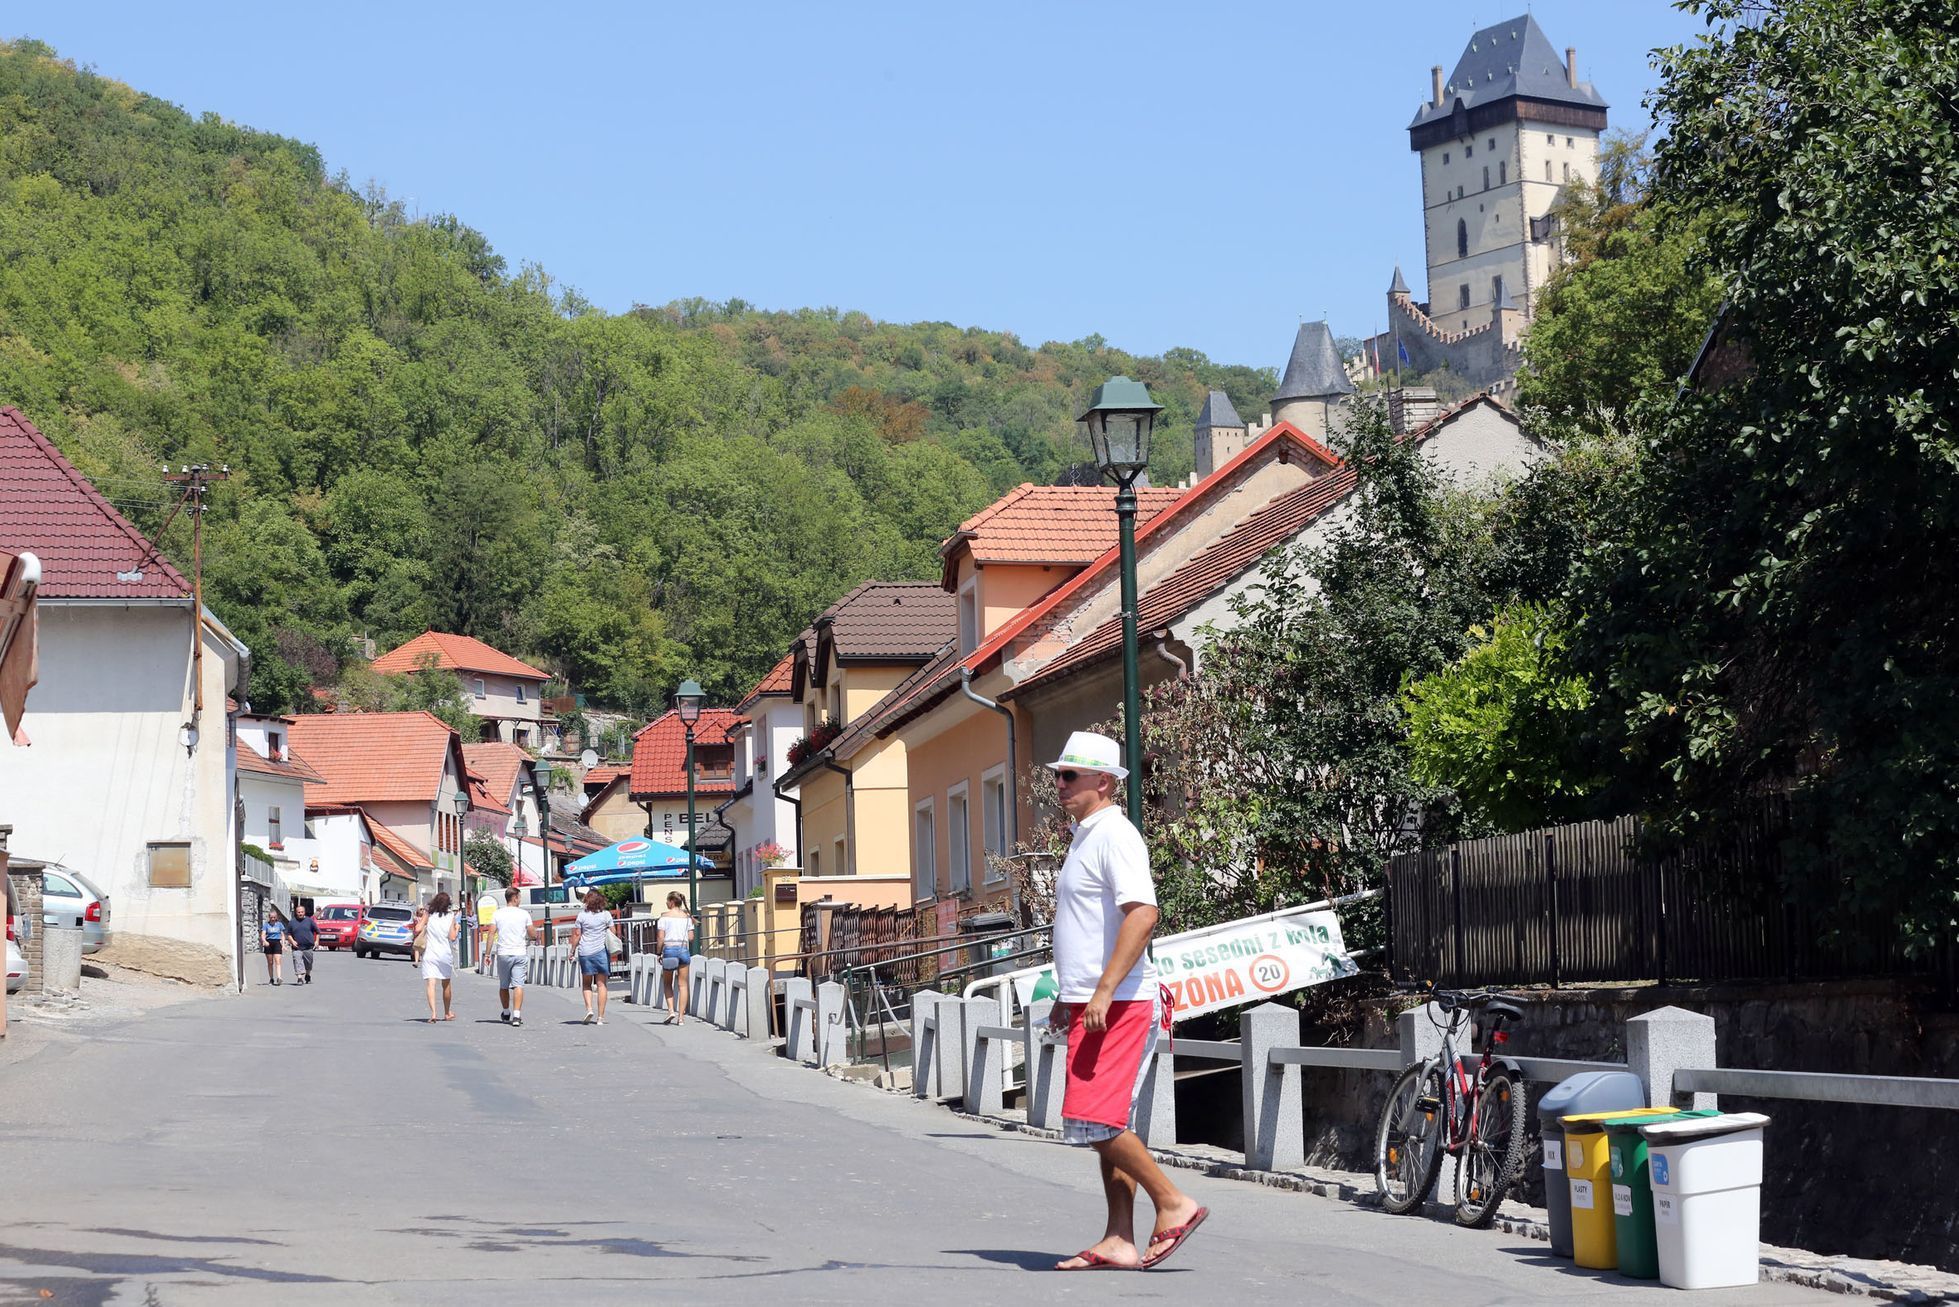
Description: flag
xmin=1397 ymin=338 xmax=1410 ymax=367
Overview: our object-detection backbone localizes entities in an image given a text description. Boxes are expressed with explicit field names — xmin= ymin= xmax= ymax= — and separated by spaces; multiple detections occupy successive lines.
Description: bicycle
xmin=1371 ymin=982 xmax=1530 ymax=1228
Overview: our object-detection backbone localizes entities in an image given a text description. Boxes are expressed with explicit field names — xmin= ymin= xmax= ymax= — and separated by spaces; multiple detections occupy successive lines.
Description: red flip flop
xmin=1142 ymin=1206 xmax=1209 ymax=1269
xmin=1055 ymin=1249 xmax=1133 ymax=1271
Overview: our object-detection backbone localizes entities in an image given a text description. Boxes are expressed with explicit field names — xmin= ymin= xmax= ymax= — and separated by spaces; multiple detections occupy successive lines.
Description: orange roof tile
xmin=938 ymin=483 xmax=1184 ymax=588
xmin=735 ymin=651 xmax=797 ymax=712
xmin=581 ymin=765 xmax=625 ymax=790
xmin=628 ymin=707 xmax=741 ymax=799
xmin=237 ymin=747 xmax=328 ymax=785
xmin=367 ymin=817 xmax=434 ymax=873
xmin=369 ymin=631 xmax=549 ymax=681
xmin=287 ymin=711 xmax=462 ymax=807
xmin=462 ymin=742 xmax=531 ymax=812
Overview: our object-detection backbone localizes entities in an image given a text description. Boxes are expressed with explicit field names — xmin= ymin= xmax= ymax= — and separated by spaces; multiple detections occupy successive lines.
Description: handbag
xmin=604 ymin=928 xmax=622 ymax=956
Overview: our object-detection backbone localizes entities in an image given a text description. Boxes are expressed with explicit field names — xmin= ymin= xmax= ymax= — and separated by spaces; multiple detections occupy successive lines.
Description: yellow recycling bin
xmin=1561 ymin=1108 xmax=1680 ymax=1270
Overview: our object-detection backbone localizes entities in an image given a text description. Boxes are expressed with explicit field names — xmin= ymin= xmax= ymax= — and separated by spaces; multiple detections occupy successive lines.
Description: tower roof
xmin=1195 ymin=389 xmax=1246 ymax=430
xmin=1273 ymin=322 xmax=1355 ymax=402
xmin=1389 ymin=265 xmax=1411 ymax=296
xmin=1410 ymin=14 xmax=1607 ymax=132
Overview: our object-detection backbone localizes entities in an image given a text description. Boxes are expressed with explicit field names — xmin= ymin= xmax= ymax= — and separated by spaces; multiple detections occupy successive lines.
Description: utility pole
xmin=161 ymin=464 xmax=228 ymax=753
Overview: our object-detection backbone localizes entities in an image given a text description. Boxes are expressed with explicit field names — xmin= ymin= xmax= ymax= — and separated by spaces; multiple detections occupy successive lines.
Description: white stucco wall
xmin=0 ymin=602 xmax=239 ymax=977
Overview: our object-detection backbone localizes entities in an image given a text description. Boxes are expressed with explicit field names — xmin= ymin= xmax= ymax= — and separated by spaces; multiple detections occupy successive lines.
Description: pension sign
xmin=1155 ymin=909 xmax=1357 ymax=1020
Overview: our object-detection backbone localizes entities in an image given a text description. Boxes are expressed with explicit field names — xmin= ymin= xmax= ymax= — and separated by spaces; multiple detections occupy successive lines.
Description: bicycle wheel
xmin=1374 ymin=1062 xmax=1446 ymax=1215
xmin=1454 ymin=1069 xmax=1528 ymax=1228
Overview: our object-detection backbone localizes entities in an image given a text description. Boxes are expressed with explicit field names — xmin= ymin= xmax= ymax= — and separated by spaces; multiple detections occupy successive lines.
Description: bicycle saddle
xmin=1480 ymin=997 xmax=1525 ymax=1022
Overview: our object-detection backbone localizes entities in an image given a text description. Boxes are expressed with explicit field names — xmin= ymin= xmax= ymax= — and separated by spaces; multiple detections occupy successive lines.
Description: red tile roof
xmin=462 ymin=742 xmax=531 ymax=814
xmin=287 ymin=711 xmax=462 ymax=806
xmin=581 ymin=764 xmax=625 ymax=791
xmin=369 ymin=631 xmax=549 ymax=681
xmin=628 ymin=707 xmax=741 ymax=799
xmin=735 ymin=651 xmax=797 ymax=712
xmin=939 ymin=483 xmax=1185 ymax=588
xmin=0 ymin=407 xmax=192 ymax=600
xmin=237 ymin=747 xmax=329 ymax=785
xmin=367 ymin=818 xmax=434 ymax=873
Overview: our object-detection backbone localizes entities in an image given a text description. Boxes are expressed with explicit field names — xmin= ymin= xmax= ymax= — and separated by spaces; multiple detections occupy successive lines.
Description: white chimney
xmin=1566 ymin=47 xmax=1578 ymax=88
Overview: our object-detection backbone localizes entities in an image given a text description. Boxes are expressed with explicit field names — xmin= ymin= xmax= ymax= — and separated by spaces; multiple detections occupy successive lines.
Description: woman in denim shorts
xmin=570 ymin=890 xmax=615 ymax=1025
xmin=655 ymin=891 xmax=694 ymax=1025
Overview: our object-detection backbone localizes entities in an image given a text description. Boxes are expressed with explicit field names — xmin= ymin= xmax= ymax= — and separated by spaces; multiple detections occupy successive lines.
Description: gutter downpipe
xmin=959 ymin=666 xmax=1016 ymax=852
xmin=1153 ymin=634 xmax=1188 ymax=682
xmin=772 ymin=774 xmax=803 ymax=871
xmin=817 ymin=756 xmax=855 ymax=875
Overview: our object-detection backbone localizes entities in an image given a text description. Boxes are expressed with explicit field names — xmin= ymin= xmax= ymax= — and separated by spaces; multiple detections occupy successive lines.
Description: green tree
xmin=463 ymin=831 xmax=513 ymax=886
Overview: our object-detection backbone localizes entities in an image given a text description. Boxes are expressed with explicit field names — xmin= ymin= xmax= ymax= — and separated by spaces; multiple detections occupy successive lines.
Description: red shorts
xmin=1060 ymin=997 xmax=1159 ymax=1139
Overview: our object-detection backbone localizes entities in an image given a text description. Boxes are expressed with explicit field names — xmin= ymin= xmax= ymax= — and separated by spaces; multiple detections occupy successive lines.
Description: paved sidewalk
xmin=0 ymin=954 xmax=1837 ymax=1304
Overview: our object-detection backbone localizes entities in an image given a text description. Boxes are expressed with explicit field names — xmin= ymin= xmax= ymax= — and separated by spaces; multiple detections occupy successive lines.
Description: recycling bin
xmin=1561 ymin=1107 xmax=1681 ymax=1269
xmin=1640 ymin=1111 xmax=1772 ymax=1289
xmin=1601 ymin=1110 xmax=1719 ymax=1279
xmin=1537 ymin=1071 xmax=1647 ymax=1257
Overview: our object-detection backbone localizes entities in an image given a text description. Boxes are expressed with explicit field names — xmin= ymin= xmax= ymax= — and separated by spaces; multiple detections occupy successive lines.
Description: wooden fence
xmin=800 ymin=901 xmax=929 ymax=983
xmin=1389 ymin=804 xmax=1954 ymax=996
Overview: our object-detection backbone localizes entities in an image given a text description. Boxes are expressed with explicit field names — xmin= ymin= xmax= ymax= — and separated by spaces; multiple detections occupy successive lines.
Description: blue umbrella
xmin=563 ymin=836 xmax=711 ymax=884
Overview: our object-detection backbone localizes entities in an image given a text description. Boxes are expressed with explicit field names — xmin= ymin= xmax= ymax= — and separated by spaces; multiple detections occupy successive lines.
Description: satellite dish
xmin=579 ymin=748 xmax=599 ymax=769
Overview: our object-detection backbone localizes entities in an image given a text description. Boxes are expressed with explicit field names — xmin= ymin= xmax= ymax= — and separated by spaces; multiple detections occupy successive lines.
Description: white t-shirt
xmin=1051 ymin=805 xmax=1158 ymax=1002
xmin=493 ymin=906 xmax=532 ymax=957
xmin=657 ymin=914 xmax=693 ymax=948
xmin=574 ymin=909 xmax=613 ymax=957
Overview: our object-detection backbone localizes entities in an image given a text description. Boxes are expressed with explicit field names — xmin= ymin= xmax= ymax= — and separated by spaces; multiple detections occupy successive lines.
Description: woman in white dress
xmin=419 ymin=892 xmax=460 ymax=1022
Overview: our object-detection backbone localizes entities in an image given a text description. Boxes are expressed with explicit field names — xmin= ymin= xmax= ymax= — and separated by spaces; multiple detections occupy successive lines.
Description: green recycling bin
xmin=1601 ymin=1110 xmax=1718 ymax=1279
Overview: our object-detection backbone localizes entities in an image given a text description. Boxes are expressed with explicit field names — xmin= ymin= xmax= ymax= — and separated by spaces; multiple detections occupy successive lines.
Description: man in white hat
xmin=1045 ymin=730 xmax=1208 ymax=1272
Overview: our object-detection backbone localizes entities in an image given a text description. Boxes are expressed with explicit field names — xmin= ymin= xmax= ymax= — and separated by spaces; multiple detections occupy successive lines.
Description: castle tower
xmin=1193 ymin=389 xmax=1248 ymax=480
xmin=1409 ymin=15 xmax=1607 ymax=335
xmin=1270 ymin=321 xmax=1354 ymax=443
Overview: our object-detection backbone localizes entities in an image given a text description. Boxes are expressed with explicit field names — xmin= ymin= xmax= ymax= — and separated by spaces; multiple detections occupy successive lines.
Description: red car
xmin=314 ymin=902 xmax=362 ymax=950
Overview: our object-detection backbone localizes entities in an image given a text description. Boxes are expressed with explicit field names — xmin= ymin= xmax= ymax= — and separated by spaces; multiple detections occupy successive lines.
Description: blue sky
xmin=11 ymin=2 xmax=1703 ymax=371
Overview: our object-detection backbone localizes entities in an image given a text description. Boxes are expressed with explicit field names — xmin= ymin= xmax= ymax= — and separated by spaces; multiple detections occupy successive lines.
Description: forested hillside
xmin=0 ymin=40 xmax=1274 ymax=713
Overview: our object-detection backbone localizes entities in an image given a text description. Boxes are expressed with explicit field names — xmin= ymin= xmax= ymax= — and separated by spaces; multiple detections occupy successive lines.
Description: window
xmin=1459 ymin=285 xmax=1471 ymax=310
xmin=1456 ymin=219 xmax=1468 ymax=259
xmin=958 ymin=580 xmax=979 ymax=655
xmin=1499 ymin=161 xmax=1507 ymax=185
xmin=1567 ymin=136 xmax=1575 ymax=147
xmin=1546 ymin=161 xmax=1553 ymax=181
xmin=982 ymin=767 xmax=1008 ymax=878
xmin=1563 ymin=162 xmax=1571 ymax=182
xmin=913 ymin=799 xmax=937 ymax=899
xmin=268 ymin=731 xmax=283 ymax=760
xmin=947 ymin=784 xmax=971 ymax=895
xmin=808 ymin=848 xmax=821 ymax=877
xmin=1547 ymin=133 xmax=1556 ymax=145
xmin=471 ymin=678 xmax=486 ymax=700
xmin=834 ymin=836 xmax=847 ymax=876
xmin=1465 ymin=142 xmax=1473 ymax=157
xmin=1492 ymin=275 xmax=1505 ymax=304
xmin=148 ymin=841 xmax=192 ymax=888
xmin=269 ymin=807 xmax=283 ymax=847
xmin=515 ymin=682 xmax=527 ymax=704
xmin=42 ymin=872 xmax=79 ymax=899
xmin=1483 ymin=165 xmax=1489 ymax=190
xmin=1487 ymin=137 xmax=1496 ymax=151
xmin=1442 ymin=151 xmax=1450 ymax=164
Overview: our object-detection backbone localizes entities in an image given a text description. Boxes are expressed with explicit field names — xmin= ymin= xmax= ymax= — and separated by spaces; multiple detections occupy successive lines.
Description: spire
xmin=1195 ymin=389 xmax=1245 ymax=431
xmin=1273 ymin=321 xmax=1355 ymax=401
xmin=1389 ymin=265 xmax=1411 ymax=296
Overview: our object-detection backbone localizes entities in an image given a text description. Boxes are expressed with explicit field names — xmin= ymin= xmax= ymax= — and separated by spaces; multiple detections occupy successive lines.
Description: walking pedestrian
xmin=492 ymin=885 xmax=538 ymax=1027
xmin=475 ymin=886 xmax=500 ymax=974
xmin=655 ymin=891 xmax=693 ymax=1025
xmin=419 ymin=892 xmax=460 ymax=1022
xmin=1042 ymin=731 xmax=1207 ymax=1272
xmin=261 ymin=909 xmax=287 ymax=986
xmin=287 ymin=902 xmax=319 ymax=985
xmin=570 ymin=889 xmax=614 ymax=1025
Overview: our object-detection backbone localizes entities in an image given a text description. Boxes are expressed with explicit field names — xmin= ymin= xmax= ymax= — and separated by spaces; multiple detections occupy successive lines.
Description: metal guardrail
xmin=1677 ymin=1067 xmax=1959 ymax=1110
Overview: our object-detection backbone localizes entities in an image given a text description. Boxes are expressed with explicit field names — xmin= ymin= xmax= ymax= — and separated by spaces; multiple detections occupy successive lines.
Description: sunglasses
xmin=1056 ymin=770 xmax=1084 ymax=784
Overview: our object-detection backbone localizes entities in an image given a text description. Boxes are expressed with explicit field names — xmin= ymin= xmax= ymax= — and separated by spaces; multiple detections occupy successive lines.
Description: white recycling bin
xmin=1638 ymin=1111 xmax=1771 ymax=1290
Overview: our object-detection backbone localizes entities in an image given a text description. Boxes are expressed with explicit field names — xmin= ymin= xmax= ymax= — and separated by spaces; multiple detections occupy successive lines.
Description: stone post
xmin=962 ymin=996 xmax=1003 ymax=1113
xmin=1240 ymin=1002 xmax=1303 ymax=1171
xmin=1023 ymin=1001 xmax=1067 ymax=1129
xmin=934 ymin=992 xmax=968 ymax=1104
xmin=689 ymin=953 xmax=707 ymax=1011
xmin=744 ymin=966 xmax=771 ymax=1041
xmin=1628 ymin=1005 xmax=1718 ymax=1110
xmin=814 ymin=980 xmax=846 ymax=1067
xmin=910 ymin=989 xmax=945 ymax=1099
xmin=703 ymin=958 xmax=724 ymax=1025
xmin=1134 ymin=1042 xmax=1176 ymax=1147
xmin=782 ymin=976 xmax=813 ymax=1062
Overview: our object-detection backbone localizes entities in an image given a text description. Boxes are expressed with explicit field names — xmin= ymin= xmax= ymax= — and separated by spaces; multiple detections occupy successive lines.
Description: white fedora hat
xmin=1044 ymin=730 xmax=1128 ymax=781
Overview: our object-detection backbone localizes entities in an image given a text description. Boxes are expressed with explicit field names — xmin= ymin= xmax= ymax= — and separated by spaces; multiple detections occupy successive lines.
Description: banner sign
xmin=1007 ymin=904 xmax=1358 ymax=1021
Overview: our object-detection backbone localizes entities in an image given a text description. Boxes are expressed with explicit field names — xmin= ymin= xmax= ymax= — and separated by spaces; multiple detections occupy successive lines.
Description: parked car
xmin=356 ymin=902 xmax=417 ymax=959
xmin=6 ymin=935 xmax=23 ymax=993
xmin=38 ymin=863 xmax=110 ymax=955
xmin=314 ymin=902 xmax=361 ymax=951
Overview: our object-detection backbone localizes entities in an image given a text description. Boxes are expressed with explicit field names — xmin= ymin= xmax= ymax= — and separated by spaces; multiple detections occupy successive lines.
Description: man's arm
xmin=1080 ymin=901 xmax=1159 ymax=1033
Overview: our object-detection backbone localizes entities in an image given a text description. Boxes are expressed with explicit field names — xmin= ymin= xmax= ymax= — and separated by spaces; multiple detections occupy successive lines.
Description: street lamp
xmin=675 ymin=679 xmax=704 ymax=926
xmin=450 ymin=788 xmax=470 ymax=964
xmin=533 ymin=757 xmax=554 ymax=903
xmin=1079 ymin=376 xmax=1161 ymax=832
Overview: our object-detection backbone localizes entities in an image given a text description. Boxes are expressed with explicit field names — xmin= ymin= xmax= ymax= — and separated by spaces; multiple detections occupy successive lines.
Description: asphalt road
xmin=0 ymin=952 xmax=1835 ymax=1305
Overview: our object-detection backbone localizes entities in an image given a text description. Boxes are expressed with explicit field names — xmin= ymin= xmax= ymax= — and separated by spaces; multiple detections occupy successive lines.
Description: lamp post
xmin=451 ymin=788 xmax=470 ymax=963
xmin=533 ymin=757 xmax=554 ymax=909
xmin=675 ymin=679 xmax=704 ymax=926
xmin=1079 ymin=376 xmax=1161 ymax=832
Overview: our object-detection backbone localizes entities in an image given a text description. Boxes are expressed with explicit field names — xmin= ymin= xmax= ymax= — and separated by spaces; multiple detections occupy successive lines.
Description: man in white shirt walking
xmin=1045 ymin=731 xmax=1208 ymax=1272
xmin=491 ymin=886 xmax=539 ymax=1027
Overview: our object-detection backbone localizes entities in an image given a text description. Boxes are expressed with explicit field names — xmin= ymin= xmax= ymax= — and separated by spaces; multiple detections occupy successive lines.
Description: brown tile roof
xmin=237 ymin=747 xmax=328 ymax=785
xmin=287 ymin=711 xmax=461 ymax=807
xmin=628 ymin=707 xmax=742 ymax=800
xmin=369 ymin=631 xmax=549 ymax=681
xmin=938 ymin=483 xmax=1186 ymax=587
xmin=0 ymin=407 xmax=192 ymax=600
xmin=820 ymin=581 xmax=958 ymax=662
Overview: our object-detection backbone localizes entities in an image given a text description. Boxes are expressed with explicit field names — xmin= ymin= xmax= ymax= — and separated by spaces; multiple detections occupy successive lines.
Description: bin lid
xmin=1538 ymin=1070 xmax=1645 ymax=1123
xmin=1560 ymin=1105 xmax=1681 ymax=1134
xmin=1638 ymin=1111 xmax=1770 ymax=1143
xmin=1599 ymin=1108 xmax=1719 ymax=1135
xmin=960 ymin=912 xmax=1015 ymax=932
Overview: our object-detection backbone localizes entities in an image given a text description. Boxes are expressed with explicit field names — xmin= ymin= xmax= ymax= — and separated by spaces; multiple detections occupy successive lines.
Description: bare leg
xmin=512 ymin=983 xmax=524 ymax=1018
xmin=675 ymin=964 xmax=690 ymax=1020
xmin=440 ymin=977 xmax=453 ymax=1018
xmin=426 ymin=977 xmax=441 ymax=1021
xmin=1100 ymin=1130 xmax=1200 ymax=1262
xmin=1056 ymin=1147 xmax=1142 ymax=1269
xmin=596 ymin=968 xmax=609 ymax=1019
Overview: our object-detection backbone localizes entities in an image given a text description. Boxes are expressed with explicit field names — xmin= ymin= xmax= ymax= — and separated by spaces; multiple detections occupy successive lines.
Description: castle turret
xmin=1270 ymin=321 xmax=1354 ymax=443
xmin=1193 ymin=389 xmax=1248 ymax=480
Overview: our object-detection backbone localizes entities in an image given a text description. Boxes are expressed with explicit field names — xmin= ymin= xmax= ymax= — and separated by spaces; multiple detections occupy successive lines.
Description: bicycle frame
xmin=1427 ymin=1005 xmax=1505 ymax=1156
